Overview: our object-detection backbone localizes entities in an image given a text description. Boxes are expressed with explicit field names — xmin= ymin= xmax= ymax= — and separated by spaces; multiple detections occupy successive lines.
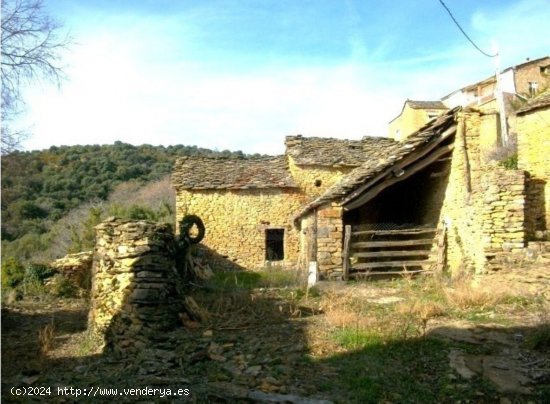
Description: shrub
xmin=47 ymin=274 xmax=77 ymax=298
xmin=25 ymin=263 xmax=55 ymax=282
xmin=1 ymin=257 xmax=25 ymax=288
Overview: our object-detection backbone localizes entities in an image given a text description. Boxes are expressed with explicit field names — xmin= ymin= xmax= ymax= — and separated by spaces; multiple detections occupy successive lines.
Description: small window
xmin=265 ymin=229 xmax=284 ymax=261
xmin=314 ymin=179 xmax=322 ymax=187
xmin=528 ymin=81 xmax=538 ymax=96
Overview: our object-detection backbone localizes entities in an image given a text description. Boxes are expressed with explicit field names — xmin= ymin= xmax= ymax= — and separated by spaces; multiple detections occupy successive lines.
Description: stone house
xmin=172 ymin=102 xmax=549 ymax=279
xmin=388 ymin=100 xmax=449 ymax=141
xmin=171 ymin=136 xmax=396 ymax=270
xmin=442 ymin=56 xmax=550 ymax=111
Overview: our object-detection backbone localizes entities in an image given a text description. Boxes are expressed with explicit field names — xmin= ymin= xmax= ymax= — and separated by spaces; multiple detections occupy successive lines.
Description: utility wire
xmin=437 ymin=0 xmax=497 ymax=58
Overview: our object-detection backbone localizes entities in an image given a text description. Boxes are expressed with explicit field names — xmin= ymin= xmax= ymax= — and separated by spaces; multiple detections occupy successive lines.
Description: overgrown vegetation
xmin=486 ymin=133 xmax=518 ymax=169
xmin=1 ymin=142 xmax=266 ymax=276
xmin=1 ymin=142 xmax=255 ymax=242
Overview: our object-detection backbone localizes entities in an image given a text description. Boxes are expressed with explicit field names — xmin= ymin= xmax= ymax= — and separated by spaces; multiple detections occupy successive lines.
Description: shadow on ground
xmin=2 ymin=279 xmax=549 ymax=403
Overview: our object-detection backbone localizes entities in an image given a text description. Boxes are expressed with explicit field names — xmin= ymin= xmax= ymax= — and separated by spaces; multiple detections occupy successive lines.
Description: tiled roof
xmin=294 ymin=107 xmax=460 ymax=222
xmin=407 ymin=100 xmax=447 ymax=110
xmin=171 ymin=156 xmax=297 ymax=190
xmin=516 ymin=89 xmax=550 ymax=114
xmin=285 ymin=135 xmax=397 ymax=167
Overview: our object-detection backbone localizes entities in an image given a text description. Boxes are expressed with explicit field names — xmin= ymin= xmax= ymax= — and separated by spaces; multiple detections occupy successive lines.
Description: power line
xmin=437 ymin=0 xmax=497 ymax=58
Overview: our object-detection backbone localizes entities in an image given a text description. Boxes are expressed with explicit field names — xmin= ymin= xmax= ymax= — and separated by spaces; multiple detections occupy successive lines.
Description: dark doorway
xmin=265 ymin=229 xmax=284 ymax=261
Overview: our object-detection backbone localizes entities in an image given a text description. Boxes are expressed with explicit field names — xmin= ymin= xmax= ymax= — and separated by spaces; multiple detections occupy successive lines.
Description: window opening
xmin=265 ymin=229 xmax=284 ymax=261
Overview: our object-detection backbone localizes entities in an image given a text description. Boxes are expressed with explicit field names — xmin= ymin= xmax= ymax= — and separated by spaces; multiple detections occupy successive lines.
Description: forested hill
xmin=1 ymin=141 xmax=251 ymax=241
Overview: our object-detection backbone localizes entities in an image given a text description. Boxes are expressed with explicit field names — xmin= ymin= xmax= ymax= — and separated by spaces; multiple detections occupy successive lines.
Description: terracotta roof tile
xmin=172 ymin=156 xmax=297 ymax=190
xmin=285 ymin=135 xmax=397 ymax=167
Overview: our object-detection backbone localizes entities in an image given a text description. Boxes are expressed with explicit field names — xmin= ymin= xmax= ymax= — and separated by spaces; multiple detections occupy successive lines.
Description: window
xmin=265 ymin=229 xmax=284 ymax=261
xmin=528 ymin=81 xmax=539 ymax=96
xmin=427 ymin=112 xmax=439 ymax=120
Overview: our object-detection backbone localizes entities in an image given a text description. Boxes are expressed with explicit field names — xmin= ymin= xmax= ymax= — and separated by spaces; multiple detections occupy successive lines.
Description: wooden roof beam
xmin=341 ymin=125 xmax=456 ymax=206
xmin=343 ymin=144 xmax=454 ymax=211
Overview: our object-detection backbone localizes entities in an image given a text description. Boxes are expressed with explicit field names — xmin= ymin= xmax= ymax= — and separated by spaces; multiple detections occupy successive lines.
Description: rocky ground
xmin=2 ymin=264 xmax=549 ymax=403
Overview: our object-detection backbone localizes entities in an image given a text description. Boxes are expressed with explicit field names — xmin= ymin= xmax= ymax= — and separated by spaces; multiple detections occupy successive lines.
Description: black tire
xmin=179 ymin=214 xmax=205 ymax=244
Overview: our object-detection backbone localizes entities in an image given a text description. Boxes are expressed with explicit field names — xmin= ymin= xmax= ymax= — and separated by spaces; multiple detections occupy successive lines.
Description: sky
xmin=15 ymin=0 xmax=550 ymax=155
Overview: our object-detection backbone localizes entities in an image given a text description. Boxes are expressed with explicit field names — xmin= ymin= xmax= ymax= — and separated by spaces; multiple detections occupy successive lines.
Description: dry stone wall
xmin=480 ymin=166 xmax=526 ymax=251
xmin=175 ymin=189 xmax=306 ymax=270
xmin=315 ymin=204 xmax=344 ymax=278
xmin=89 ymin=218 xmax=180 ymax=355
xmin=440 ymin=111 xmax=528 ymax=273
xmin=50 ymin=251 xmax=93 ymax=290
xmin=439 ymin=112 xmax=486 ymax=273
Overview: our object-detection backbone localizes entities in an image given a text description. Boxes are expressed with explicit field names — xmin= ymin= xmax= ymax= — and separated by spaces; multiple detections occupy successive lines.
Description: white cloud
xmin=17 ymin=1 xmax=549 ymax=154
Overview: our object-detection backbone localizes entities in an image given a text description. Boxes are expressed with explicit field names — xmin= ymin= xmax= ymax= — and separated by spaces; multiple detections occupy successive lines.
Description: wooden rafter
xmin=344 ymin=143 xmax=454 ymax=211
xmin=341 ymin=125 xmax=456 ymax=206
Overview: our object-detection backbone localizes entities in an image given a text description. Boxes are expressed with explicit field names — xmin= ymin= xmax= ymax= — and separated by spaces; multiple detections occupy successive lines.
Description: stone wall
xmin=89 ymin=218 xmax=180 ymax=355
xmin=481 ymin=166 xmax=526 ymax=251
xmin=287 ymin=156 xmax=353 ymax=198
xmin=50 ymin=251 xmax=93 ymax=290
xmin=517 ymin=106 xmax=550 ymax=238
xmin=175 ymin=188 xmax=306 ymax=269
xmin=305 ymin=203 xmax=344 ymax=278
xmin=439 ymin=111 xmax=486 ymax=273
xmin=439 ymin=111 xmax=528 ymax=273
xmin=514 ymin=58 xmax=550 ymax=96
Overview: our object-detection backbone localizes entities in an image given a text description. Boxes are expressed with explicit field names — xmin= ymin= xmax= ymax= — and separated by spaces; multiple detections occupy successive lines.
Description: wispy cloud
xmin=17 ymin=0 xmax=549 ymax=154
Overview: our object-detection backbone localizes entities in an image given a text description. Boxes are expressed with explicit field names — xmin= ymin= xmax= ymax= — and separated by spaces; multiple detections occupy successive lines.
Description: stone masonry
xmin=89 ymin=218 xmax=180 ymax=355
xmin=481 ymin=166 xmax=526 ymax=252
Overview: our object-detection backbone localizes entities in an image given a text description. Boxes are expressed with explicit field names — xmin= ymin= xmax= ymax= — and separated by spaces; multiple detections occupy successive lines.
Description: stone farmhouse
xmin=172 ymin=92 xmax=550 ymax=280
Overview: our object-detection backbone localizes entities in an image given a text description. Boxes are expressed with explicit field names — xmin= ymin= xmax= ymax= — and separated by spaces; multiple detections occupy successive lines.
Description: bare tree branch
xmin=1 ymin=0 xmax=70 ymax=154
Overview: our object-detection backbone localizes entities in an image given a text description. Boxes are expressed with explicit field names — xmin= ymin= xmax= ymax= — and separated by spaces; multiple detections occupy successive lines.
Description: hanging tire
xmin=179 ymin=214 xmax=205 ymax=244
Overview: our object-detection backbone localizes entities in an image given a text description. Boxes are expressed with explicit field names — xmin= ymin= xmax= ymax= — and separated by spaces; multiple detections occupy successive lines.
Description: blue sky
xmin=17 ymin=0 xmax=550 ymax=154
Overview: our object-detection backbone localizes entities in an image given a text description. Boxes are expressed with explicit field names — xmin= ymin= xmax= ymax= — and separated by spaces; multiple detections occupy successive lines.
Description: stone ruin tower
xmin=88 ymin=218 xmax=180 ymax=355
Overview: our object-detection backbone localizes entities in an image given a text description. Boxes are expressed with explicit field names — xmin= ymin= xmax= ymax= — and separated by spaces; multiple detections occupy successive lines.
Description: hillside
xmin=1 ymin=141 xmax=254 ymax=263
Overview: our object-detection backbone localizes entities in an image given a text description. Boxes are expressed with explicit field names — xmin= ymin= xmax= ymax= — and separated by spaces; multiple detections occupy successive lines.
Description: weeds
xmin=38 ymin=321 xmax=55 ymax=355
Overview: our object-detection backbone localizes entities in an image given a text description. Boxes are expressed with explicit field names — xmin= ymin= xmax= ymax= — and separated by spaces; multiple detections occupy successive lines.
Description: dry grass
xmin=320 ymin=291 xmax=373 ymax=330
xmin=38 ymin=322 xmax=55 ymax=355
xmin=444 ymin=275 xmax=510 ymax=310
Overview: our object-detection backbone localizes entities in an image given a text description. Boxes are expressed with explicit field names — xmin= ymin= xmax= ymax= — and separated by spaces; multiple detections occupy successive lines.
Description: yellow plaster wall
xmin=175 ymin=188 xmax=307 ymax=270
xmin=517 ymin=107 xmax=550 ymax=236
xmin=388 ymin=104 xmax=446 ymax=141
xmin=479 ymin=112 xmax=500 ymax=162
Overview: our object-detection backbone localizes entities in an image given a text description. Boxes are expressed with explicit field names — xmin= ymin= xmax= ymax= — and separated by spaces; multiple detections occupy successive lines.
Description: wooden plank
xmin=353 ymin=250 xmax=432 ymax=258
xmin=349 ymin=269 xmax=433 ymax=278
xmin=436 ymin=225 xmax=447 ymax=272
xmin=344 ymin=144 xmax=454 ymax=211
xmin=351 ymin=228 xmax=436 ymax=236
xmin=351 ymin=260 xmax=435 ymax=269
xmin=342 ymin=225 xmax=351 ymax=281
xmin=352 ymin=239 xmax=434 ymax=248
